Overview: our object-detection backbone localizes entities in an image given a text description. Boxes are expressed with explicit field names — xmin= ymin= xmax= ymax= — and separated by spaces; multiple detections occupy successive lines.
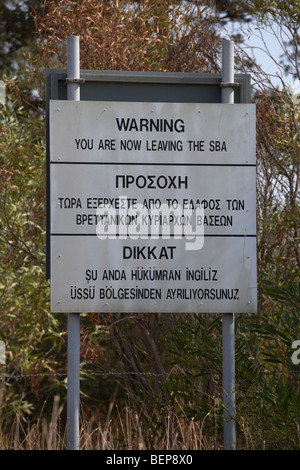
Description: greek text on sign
xmin=50 ymin=100 xmax=257 ymax=313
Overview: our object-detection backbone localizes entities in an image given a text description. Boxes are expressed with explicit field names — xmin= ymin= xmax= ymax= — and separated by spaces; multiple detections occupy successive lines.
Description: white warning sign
xmin=49 ymin=100 xmax=257 ymax=313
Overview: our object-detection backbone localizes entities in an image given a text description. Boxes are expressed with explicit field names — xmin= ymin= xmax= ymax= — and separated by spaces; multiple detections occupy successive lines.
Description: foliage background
xmin=0 ymin=0 xmax=299 ymax=450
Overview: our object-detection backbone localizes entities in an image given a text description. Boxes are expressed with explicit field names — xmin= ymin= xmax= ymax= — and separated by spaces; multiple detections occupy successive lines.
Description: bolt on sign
xmin=49 ymin=100 xmax=257 ymax=313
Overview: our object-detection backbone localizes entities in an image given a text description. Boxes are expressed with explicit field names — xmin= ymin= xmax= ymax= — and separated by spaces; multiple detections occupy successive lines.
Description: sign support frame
xmin=66 ymin=36 xmax=81 ymax=451
xmin=221 ymin=39 xmax=236 ymax=451
xmin=51 ymin=36 xmax=254 ymax=451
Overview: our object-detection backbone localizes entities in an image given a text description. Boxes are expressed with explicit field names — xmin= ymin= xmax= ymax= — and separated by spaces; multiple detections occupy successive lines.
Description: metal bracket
xmin=65 ymin=78 xmax=86 ymax=84
xmin=220 ymin=81 xmax=240 ymax=88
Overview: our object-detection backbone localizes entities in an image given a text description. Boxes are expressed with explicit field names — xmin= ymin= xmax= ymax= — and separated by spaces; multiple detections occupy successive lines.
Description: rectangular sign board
xmin=49 ymin=100 xmax=257 ymax=313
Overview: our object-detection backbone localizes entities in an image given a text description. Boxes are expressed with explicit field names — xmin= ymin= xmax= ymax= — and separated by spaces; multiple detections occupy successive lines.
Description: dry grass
xmin=0 ymin=395 xmax=221 ymax=450
xmin=80 ymin=406 xmax=220 ymax=451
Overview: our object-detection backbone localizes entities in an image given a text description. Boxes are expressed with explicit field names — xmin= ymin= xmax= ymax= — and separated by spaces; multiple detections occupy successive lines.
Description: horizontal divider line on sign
xmin=50 ymin=233 xmax=257 ymax=237
xmin=50 ymin=161 xmax=256 ymax=167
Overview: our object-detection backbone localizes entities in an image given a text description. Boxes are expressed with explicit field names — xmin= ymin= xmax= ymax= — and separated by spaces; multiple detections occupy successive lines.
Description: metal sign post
xmin=222 ymin=39 xmax=236 ymax=450
xmin=66 ymin=36 xmax=80 ymax=451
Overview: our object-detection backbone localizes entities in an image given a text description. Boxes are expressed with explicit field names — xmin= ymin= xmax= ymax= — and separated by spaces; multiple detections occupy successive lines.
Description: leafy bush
xmin=0 ymin=83 xmax=65 ymax=424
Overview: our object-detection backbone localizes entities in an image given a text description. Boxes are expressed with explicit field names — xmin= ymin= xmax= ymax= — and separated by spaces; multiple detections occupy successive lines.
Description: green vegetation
xmin=0 ymin=0 xmax=299 ymax=450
